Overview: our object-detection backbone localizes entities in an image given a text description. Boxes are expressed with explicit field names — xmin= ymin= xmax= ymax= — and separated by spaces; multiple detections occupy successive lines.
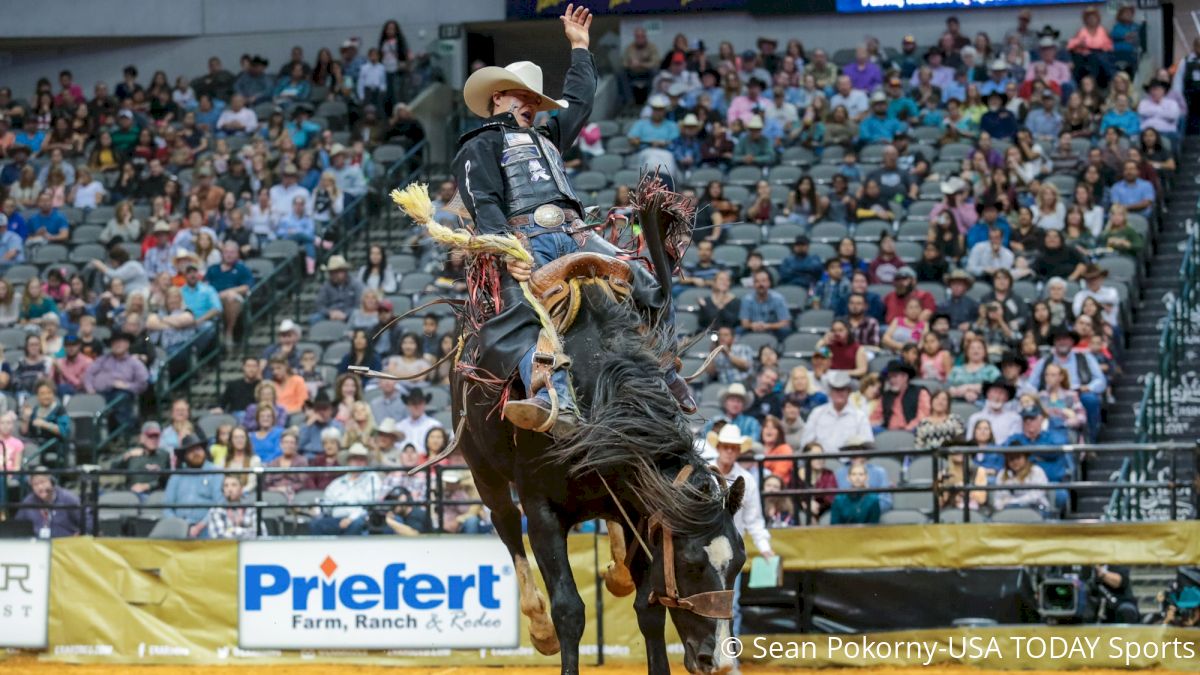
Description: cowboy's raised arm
xmin=546 ymin=4 xmax=595 ymax=151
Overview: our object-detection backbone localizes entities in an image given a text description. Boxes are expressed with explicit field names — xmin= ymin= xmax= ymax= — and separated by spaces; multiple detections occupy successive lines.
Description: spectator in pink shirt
xmin=1026 ymin=37 xmax=1073 ymax=87
xmin=53 ymin=335 xmax=93 ymax=396
xmin=54 ymin=70 xmax=86 ymax=108
xmin=726 ymin=77 xmax=774 ymax=126
xmin=1066 ymin=7 xmax=1114 ymax=87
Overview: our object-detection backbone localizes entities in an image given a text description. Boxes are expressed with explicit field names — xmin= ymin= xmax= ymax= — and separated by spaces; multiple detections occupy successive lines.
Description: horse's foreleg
xmin=524 ymin=500 xmax=584 ymax=675
xmin=635 ymin=600 xmax=670 ymax=675
xmin=472 ymin=472 xmax=559 ymax=657
xmin=604 ymin=520 xmax=636 ymax=597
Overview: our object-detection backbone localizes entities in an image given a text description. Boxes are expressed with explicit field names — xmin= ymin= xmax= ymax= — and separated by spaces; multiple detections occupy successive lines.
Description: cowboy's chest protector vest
xmin=501 ymin=128 xmax=580 ymax=216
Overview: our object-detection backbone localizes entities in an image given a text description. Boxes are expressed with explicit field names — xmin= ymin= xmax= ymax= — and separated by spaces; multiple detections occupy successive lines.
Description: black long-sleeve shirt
xmin=453 ymin=49 xmax=596 ymax=235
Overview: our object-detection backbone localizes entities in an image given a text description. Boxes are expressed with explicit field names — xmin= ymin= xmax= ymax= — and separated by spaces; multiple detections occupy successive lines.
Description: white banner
xmin=238 ymin=538 xmax=519 ymax=650
xmin=0 ymin=540 xmax=51 ymax=648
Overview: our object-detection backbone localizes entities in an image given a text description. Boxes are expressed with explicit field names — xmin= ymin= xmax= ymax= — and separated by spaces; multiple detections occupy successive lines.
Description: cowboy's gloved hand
xmin=507 ymin=257 xmax=533 ymax=282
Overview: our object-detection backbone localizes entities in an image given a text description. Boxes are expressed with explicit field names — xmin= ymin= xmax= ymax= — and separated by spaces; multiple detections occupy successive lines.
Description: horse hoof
xmin=529 ymin=621 xmax=561 ymax=655
xmin=604 ymin=563 xmax=635 ymax=597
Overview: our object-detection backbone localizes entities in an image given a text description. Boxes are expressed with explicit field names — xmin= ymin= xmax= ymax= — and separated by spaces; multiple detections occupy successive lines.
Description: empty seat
xmin=572 ymin=171 xmax=608 ymax=192
xmin=373 ymin=144 xmax=409 ymax=165
xmin=766 ymin=223 xmax=805 ymax=245
xmin=723 ymin=224 xmax=762 ymax=246
xmin=32 ymin=244 xmax=68 ymax=265
xmin=309 ymin=320 xmax=348 ymax=344
xmin=809 ymin=221 xmax=848 ymax=243
xmin=780 ymin=146 xmax=815 ymax=167
xmin=262 ymin=240 xmax=299 ymax=260
xmin=875 ymin=431 xmax=916 ymax=454
xmin=676 ymin=288 xmax=707 ymax=312
xmin=612 ymin=168 xmax=640 ymax=187
xmin=147 ymin=516 xmax=190 ymax=539
xmin=322 ymin=342 xmax=351 ymax=365
xmin=905 ymin=455 xmax=934 ymax=484
xmin=198 ymin=413 xmax=237 ymax=440
xmin=756 ymin=244 xmax=790 ymax=266
xmin=605 ymin=136 xmax=633 ymax=155
xmin=782 ymin=333 xmax=821 ymax=357
xmin=712 ymin=245 xmax=748 ymax=268
xmin=990 ymin=507 xmax=1045 ymax=523
xmin=589 ymin=154 xmax=623 ymax=174
xmin=398 ymin=272 xmax=434 ymax=295
xmin=69 ymin=243 xmax=108 ymax=265
xmin=726 ymin=166 xmax=763 ymax=187
xmin=795 ymin=308 xmax=833 ymax=333
xmin=897 ymin=220 xmax=930 ymax=242
xmin=71 ymin=224 xmax=104 ymax=245
xmin=853 ymin=220 xmax=891 ymax=242
xmin=881 ymin=509 xmax=928 ymax=525
xmin=737 ymin=333 xmax=778 ymax=352
xmin=768 ymin=165 xmax=802 ymax=186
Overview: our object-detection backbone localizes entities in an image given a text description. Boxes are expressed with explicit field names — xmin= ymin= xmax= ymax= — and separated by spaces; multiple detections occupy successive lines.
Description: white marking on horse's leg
xmin=704 ymin=535 xmax=733 ymax=579
xmin=515 ymin=554 xmax=560 ymax=655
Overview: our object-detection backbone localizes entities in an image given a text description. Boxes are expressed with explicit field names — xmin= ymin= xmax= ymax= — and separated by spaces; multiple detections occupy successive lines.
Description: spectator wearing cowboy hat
xmin=374 ymin=417 xmax=404 ymax=465
xmin=1006 ymin=403 xmax=1070 ymax=482
xmin=708 ymin=423 xmax=773 ymax=637
xmin=309 ymin=442 xmax=382 ymax=536
xmin=870 ymin=360 xmax=930 ymax=432
xmin=704 ymin=382 xmax=762 ymax=442
xmin=798 ymin=371 xmax=873 ymax=454
xmin=268 ymin=161 xmax=310 ymax=221
xmin=999 ymin=350 xmax=1037 ymax=401
xmin=261 ymin=318 xmax=302 ymax=370
xmin=857 ymin=92 xmax=905 ymax=147
xmin=328 ymin=143 xmax=368 ymax=198
xmin=299 ymin=393 xmax=343 ymax=459
xmin=393 ymin=388 xmax=442 ymax=457
xmin=1072 ymin=264 xmax=1120 ymax=327
xmin=979 ymin=90 xmax=1018 ymax=141
xmin=1028 ymin=325 xmax=1106 ymax=442
xmin=967 ymin=378 xmax=1021 ymax=469
xmin=165 ymin=434 xmax=222 ymax=528
xmin=311 ymin=255 xmax=364 ymax=324
xmin=1028 ymin=34 xmax=1072 ymax=87
xmin=733 ymin=114 xmax=774 ymax=166
xmin=83 ymin=330 xmax=149 ymax=422
xmin=939 ymin=269 xmax=980 ymax=331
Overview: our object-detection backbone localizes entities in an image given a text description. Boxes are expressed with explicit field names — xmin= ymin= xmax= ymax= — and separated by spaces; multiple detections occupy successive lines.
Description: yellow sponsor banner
xmin=762 ymin=521 xmax=1200 ymax=570
xmin=39 ymin=522 xmax=1200 ymax=666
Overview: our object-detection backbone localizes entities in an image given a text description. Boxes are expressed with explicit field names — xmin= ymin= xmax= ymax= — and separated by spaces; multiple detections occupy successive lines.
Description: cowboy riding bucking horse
xmin=452 ymin=3 xmax=696 ymax=436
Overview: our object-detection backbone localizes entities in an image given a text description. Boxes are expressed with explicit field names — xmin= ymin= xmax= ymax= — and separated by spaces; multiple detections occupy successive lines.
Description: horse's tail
xmin=547 ymin=351 xmax=719 ymax=534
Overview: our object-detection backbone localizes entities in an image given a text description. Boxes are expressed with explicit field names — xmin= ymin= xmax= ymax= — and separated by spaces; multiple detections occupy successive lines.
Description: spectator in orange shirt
xmin=267 ymin=356 xmax=309 ymax=414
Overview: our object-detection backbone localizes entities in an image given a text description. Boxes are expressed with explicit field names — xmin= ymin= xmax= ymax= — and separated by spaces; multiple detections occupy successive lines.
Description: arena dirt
xmin=0 ymin=657 xmax=1182 ymax=675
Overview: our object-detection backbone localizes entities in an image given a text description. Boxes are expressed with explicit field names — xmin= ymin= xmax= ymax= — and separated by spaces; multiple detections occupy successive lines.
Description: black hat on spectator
xmin=999 ymin=351 xmax=1028 ymax=375
xmin=107 ymin=331 xmax=133 ymax=346
xmin=976 ymin=200 xmax=1000 ymax=216
xmin=1144 ymin=79 xmax=1170 ymax=93
xmin=986 ymin=90 xmax=1007 ymax=104
xmin=747 ymin=77 xmax=767 ymax=90
xmin=1049 ymin=324 xmax=1080 ymax=345
xmin=178 ymin=433 xmax=206 ymax=453
xmin=792 ymin=234 xmax=810 ymax=247
xmin=8 ymin=143 xmax=30 ymax=158
xmin=930 ymin=312 xmax=952 ymax=326
xmin=402 ymin=388 xmax=433 ymax=405
xmin=1037 ymin=26 xmax=1061 ymax=40
xmin=884 ymin=360 xmax=917 ymax=379
xmin=982 ymin=377 xmax=1016 ymax=400
xmin=924 ymin=47 xmax=944 ymax=62
xmin=741 ymin=49 xmax=757 ymax=60
xmin=251 ymin=55 xmax=269 ymax=67
xmin=1018 ymin=405 xmax=1045 ymax=420
xmin=311 ymin=390 xmax=333 ymax=410
xmin=291 ymin=102 xmax=314 ymax=117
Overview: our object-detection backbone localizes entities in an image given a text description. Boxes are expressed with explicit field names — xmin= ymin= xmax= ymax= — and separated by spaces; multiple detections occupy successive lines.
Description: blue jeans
xmin=1079 ymin=391 xmax=1101 ymax=443
xmin=310 ymin=514 xmax=367 ymax=535
xmin=283 ymin=232 xmax=315 ymax=259
xmin=518 ymin=344 xmax=575 ymax=411
xmin=460 ymin=515 xmax=493 ymax=534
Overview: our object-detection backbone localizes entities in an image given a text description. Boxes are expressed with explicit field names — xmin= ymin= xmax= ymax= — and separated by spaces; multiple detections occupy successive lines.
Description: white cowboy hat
xmin=941 ymin=176 xmax=967 ymax=195
xmin=376 ymin=417 xmax=400 ymax=435
xmin=346 ymin=443 xmax=370 ymax=458
xmin=323 ymin=254 xmax=350 ymax=272
xmin=826 ymin=370 xmax=854 ymax=390
xmin=463 ymin=61 xmax=568 ymax=119
xmin=706 ymin=424 xmax=753 ymax=453
xmin=720 ymin=382 xmax=751 ymax=404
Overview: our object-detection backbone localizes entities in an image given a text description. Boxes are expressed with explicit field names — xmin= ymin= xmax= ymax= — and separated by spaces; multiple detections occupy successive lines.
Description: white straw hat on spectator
xmin=462 ymin=61 xmax=568 ymax=118
xmin=320 ymin=427 xmax=342 ymax=443
xmin=989 ymin=59 xmax=1009 ymax=71
xmin=323 ymin=255 xmax=351 ymax=272
xmin=680 ymin=113 xmax=701 ymax=127
xmin=705 ymin=424 xmax=753 ymax=453
xmin=329 ymin=143 xmax=348 ymax=156
xmin=376 ymin=418 xmax=400 ymax=435
xmin=648 ymin=94 xmax=670 ymax=109
xmin=941 ymin=177 xmax=967 ymax=195
xmin=278 ymin=319 xmax=300 ymax=335
xmin=346 ymin=443 xmax=370 ymax=458
xmin=720 ymin=382 xmax=751 ymax=404
xmin=826 ymin=370 xmax=853 ymax=390
xmin=745 ymin=115 xmax=764 ymax=130
xmin=1038 ymin=36 xmax=1057 ymax=48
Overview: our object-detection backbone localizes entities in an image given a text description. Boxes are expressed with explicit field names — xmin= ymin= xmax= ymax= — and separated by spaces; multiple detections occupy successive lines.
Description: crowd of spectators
xmin=5 ymin=6 xmax=1186 ymax=535
xmin=606 ymin=5 xmax=1174 ymax=524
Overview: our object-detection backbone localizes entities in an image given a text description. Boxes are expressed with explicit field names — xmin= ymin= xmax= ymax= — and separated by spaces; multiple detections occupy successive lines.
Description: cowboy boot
xmin=506 ymin=363 xmax=579 ymax=437
xmin=665 ymin=371 xmax=698 ymax=415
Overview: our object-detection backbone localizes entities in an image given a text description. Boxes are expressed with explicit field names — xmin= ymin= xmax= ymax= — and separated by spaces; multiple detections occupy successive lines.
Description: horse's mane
xmin=545 ymin=290 xmax=725 ymax=534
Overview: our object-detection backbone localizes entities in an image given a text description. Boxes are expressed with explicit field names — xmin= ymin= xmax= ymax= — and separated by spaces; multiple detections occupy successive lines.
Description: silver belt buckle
xmin=533 ymin=204 xmax=565 ymax=229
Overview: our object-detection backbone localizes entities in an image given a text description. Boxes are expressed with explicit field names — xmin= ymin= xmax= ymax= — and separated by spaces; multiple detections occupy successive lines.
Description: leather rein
xmin=601 ymin=465 xmax=734 ymax=620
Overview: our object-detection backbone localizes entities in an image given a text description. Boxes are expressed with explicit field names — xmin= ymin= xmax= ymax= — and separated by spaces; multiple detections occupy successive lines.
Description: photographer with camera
xmin=1093 ymin=565 xmax=1139 ymax=624
xmin=367 ymin=486 xmax=432 ymax=536
xmin=1038 ymin=564 xmax=1139 ymax=624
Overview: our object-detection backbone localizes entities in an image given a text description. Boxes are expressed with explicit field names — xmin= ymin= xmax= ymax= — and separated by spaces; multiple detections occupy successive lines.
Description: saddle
xmin=524 ymin=252 xmax=633 ymax=396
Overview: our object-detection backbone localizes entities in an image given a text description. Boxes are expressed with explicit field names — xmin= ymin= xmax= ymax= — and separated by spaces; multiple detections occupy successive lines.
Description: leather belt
xmin=508 ymin=205 xmax=581 ymax=228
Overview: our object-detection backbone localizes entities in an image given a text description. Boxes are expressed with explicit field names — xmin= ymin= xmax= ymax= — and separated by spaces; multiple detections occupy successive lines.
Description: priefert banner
xmin=238 ymin=538 xmax=519 ymax=650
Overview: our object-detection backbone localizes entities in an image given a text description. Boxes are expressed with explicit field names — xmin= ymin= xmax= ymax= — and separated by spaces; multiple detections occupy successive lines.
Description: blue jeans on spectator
xmin=1079 ymin=391 xmax=1101 ymax=443
xmin=732 ymin=571 xmax=743 ymax=636
xmin=284 ymin=233 xmax=315 ymax=259
xmin=459 ymin=514 xmax=493 ymax=534
xmin=310 ymin=514 xmax=368 ymax=535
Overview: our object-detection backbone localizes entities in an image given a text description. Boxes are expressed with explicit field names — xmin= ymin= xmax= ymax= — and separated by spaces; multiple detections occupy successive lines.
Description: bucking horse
xmin=389 ymin=179 xmax=747 ymax=674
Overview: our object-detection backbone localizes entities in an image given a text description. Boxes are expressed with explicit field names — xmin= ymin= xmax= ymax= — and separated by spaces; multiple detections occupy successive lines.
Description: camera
xmin=1035 ymin=565 xmax=1137 ymax=624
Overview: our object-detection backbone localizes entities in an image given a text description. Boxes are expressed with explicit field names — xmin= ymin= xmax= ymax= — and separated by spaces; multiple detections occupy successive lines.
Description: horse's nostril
xmin=696 ymin=652 xmax=715 ymax=668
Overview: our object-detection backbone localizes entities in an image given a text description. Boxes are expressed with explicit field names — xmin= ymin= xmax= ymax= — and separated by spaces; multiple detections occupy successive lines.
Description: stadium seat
xmin=875 ymin=430 xmax=916 ymax=455
xmin=917 ymin=281 xmax=945 ymax=299
xmin=820 ymin=146 xmax=846 ymax=163
xmin=808 ymin=164 xmax=839 ymax=184
xmin=776 ymin=285 xmax=808 ymax=311
xmin=853 ymin=220 xmax=890 ymax=242
xmin=148 ymin=517 xmax=190 ymax=539
xmin=322 ymin=342 xmax=351 ymax=365
xmin=676 ymin=312 xmax=700 ymax=336
xmin=780 ymin=147 xmax=815 ymax=167
xmin=905 ymin=455 xmax=934 ymax=484
xmin=932 ymin=160 xmax=960 ymax=177
xmin=605 ymin=136 xmax=633 ymax=155
xmin=676 ymin=287 xmax=707 ymax=312
xmin=757 ymin=244 xmax=790 ymax=266
xmin=723 ymin=185 xmax=751 ymax=205
xmin=0 ymin=328 xmax=27 ymax=351
xmin=589 ymin=154 xmax=623 ymax=174
xmin=244 ymin=258 xmax=274 ymax=279
xmin=398 ymin=272 xmax=434 ymax=295
xmin=952 ymin=401 xmax=979 ymax=421
xmin=727 ymin=166 xmax=763 ymax=187
xmin=795 ymin=308 xmax=833 ymax=333
xmin=768 ymin=165 xmax=802 ymax=186
xmin=857 ymin=242 xmax=879 ymax=261
xmin=873 ymin=456 xmax=903 ymax=485
xmin=309 ymin=320 xmax=349 ymax=344
xmin=198 ymin=413 xmax=237 ymax=440
xmin=809 ymin=243 xmax=836 ymax=260
xmin=809 ymin=221 xmax=848 ymax=243
xmin=766 ymin=223 xmax=805 ymax=245
xmin=373 ymin=144 xmax=409 ymax=165
xmin=965 ymin=282 xmax=991 ymax=301
xmin=939 ymin=143 xmax=973 ymax=162
xmin=594 ymin=120 xmax=620 ymax=137
xmin=85 ymin=205 xmax=115 ymax=225
xmin=262 ymin=239 xmax=299 ymax=260
xmin=906 ymin=201 xmax=937 ymax=222
xmin=572 ymin=171 xmax=608 ymax=192
xmin=723 ymin=224 xmax=762 ymax=246
xmin=71 ymin=224 xmax=104 ymax=245
xmin=69 ymin=243 xmax=107 ymax=265
xmin=881 ymin=509 xmax=928 ymax=525
xmin=991 ymin=507 xmax=1045 ymax=523
xmin=713 ymin=245 xmax=748 ymax=268
xmin=897 ymin=220 xmax=930 ymax=242
xmin=1096 ymin=255 xmax=1137 ymax=282
xmin=858 ymin=144 xmax=886 ymax=165
xmin=782 ymin=333 xmax=821 ymax=357
xmin=1045 ymin=174 xmax=1076 ymax=195
xmin=315 ymin=101 xmax=349 ymax=129
xmin=911 ymin=127 xmax=941 ymax=143
xmin=32 ymin=244 xmax=68 ymax=266
xmin=911 ymin=143 xmax=939 ymax=161
xmin=612 ymin=168 xmax=641 ymax=187
xmin=686 ymin=167 xmax=724 ymax=189
xmin=893 ymin=490 xmax=933 ymax=511
xmin=895 ymin=241 xmax=923 ymax=261
xmin=737 ymin=333 xmax=778 ymax=352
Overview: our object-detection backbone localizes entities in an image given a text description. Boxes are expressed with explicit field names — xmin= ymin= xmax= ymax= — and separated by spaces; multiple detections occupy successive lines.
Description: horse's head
xmin=646 ymin=465 xmax=746 ymax=675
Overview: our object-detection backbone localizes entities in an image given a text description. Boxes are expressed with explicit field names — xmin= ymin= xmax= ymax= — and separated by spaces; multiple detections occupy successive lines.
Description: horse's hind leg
xmin=474 ymin=472 xmax=559 ymax=656
xmin=524 ymin=497 xmax=584 ymax=675
xmin=603 ymin=520 xmax=635 ymax=597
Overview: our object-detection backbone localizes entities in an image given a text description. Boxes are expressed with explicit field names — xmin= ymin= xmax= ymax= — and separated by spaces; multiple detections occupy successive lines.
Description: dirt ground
xmin=0 ymin=657 xmax=1183 ymax=675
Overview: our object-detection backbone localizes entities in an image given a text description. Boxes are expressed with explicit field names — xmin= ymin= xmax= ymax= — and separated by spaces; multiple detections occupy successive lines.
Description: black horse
xmin=450 ymin=207 xmax=746 ymax=674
